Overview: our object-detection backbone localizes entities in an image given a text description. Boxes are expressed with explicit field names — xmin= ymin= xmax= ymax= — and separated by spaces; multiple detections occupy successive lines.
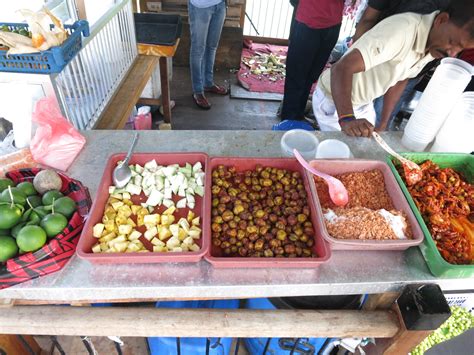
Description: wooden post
xmin=0 ymin=306 xmax=399 ymax=338
xmin=239 ymin=0 xmax=246 ymax=29
xmin=159 ymin=56 xmax=172 ymax=124
xmin=75 ymin=0 xmax=87 ymax=20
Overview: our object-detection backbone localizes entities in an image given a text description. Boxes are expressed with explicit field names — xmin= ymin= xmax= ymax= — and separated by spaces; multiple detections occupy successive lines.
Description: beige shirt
xmin=318 ymin=12 xmax=437 ymax=106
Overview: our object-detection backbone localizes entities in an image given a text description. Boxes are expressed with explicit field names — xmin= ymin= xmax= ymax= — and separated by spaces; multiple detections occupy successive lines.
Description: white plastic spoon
xmin=293 ymin=149 xmax=349 ymax=207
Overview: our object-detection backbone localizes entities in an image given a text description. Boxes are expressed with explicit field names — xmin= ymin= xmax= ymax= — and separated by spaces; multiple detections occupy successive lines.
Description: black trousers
xmin=281 ymin=20 xmax=340 ymax=121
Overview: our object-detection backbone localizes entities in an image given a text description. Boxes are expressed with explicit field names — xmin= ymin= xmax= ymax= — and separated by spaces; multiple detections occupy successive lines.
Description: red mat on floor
xmin=238 ymin=42 xmax=287 ymax=94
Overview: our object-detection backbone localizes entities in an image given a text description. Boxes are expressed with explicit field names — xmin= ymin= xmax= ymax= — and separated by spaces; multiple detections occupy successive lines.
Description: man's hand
xmin=340 ymin=119 xmax=374 ymax=137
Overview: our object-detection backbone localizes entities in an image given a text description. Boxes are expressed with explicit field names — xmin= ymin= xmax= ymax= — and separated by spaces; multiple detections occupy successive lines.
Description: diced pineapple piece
xmin=100 ymin=242 xmax=108 ymax=251
xmin=137 ymin=207 xmax=149 ymax=216
xmin=163 ymin=206 xmax=176 ymax=215
xmin=144 ymin=214 xmax=160 ymax=225
xmin=161 ymin=215 xmax=175 ymax=226
xmin=159 ymin=227 xmax=172 ymax=241
xmin=192 ymin=216 xmax=200 ymax=226
xmin=180 ymin=244 xmax=189 ymax=252
xmin=151 ymin=238 xmax=166 ymax=246
xmin=111 ymin=201 xmax=124 ymax=210
xmin=118 ymin=224 xmax=133 ymax=235
xmin=126 ymin=218 xmax=136 ymax=227
xmin=131 ymin=205 xmax=142 ymax=215
xmin=138 ymin=249 xmax=150 ymax=253
xmin=153 ymin=245 xmax=166 ymax=252
xmin=178 ymin=228 xmax=187 ymax=241
xmin=105 ymin=206 xmax=115 ymax=215
xmin=108 ymin=186 xmax=116 ymax=194
xmin=92 ymin=243 xmax=101 ymax=253
xmin=104 ymin=220 xmax=115 ymax=232
xmin=188 ymin=229 xmax=201 ymax=239
xmin=93 ymin=223 xmax=105 ymax=238
xmin=187 ymin=211 xmax=195 ymax=223
xmin=111 ymin=193 xmax=122 ymax=200
xmin=169 ymin=224 xmax=179 ymax=238
xmin=144 ymin=226 xmax=158 ymax=240
xmin=182 ymin=236 xmax=194 ymax=246
xmin=115 ymin=215 xmax=128 ymax=227
xmin=178 ymin=218 xmax=190 ymax=232
xmin=189 ymin=244 xmax=200 ymax=252
xmin=122 ymin=199 xmax=133 ymax=206
xmin=171 ymin=247 xmax=183 ymax=252
xmin=117 ymin=205 xmax=133 ymax=217
xmin=122 ymin=192 xmax=131 ymax=200
xmin=137 ymin=215 xmax=145 ymax=227
xmin=166 ymin=237 xmax=180 ymax=249
xmin=99 ymin=231 xmax=116 ymax=243
xmin=114 ymin=241 xmax=129 ymax=252
xmin=127 ymin=230 xmax=141 ymax=241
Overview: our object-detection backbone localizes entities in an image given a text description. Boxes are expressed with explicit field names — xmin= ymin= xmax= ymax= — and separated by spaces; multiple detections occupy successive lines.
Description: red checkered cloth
xmin=0 ymin=168 xmax=91 ymax=290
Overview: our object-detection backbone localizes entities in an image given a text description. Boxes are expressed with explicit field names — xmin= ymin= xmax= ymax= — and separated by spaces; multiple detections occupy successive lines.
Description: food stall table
xmin=0 ymin=131 xmax=471 ymax=353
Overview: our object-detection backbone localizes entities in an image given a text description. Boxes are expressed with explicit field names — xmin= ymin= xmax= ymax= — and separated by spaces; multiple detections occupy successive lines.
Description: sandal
xmin=204 ymin=84 xmax=229 ymax=95
xmin=192 ymin=93 xmax=211 ymax=110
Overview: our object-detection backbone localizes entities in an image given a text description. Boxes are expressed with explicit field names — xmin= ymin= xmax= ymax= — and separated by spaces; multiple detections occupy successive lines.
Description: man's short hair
xmin=447 ymin=0 xmax=474 ymax=37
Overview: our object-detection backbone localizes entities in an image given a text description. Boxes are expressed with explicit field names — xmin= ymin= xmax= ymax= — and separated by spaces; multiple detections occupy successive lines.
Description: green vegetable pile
xmin=410 ymin=306 xmax=474 ymax=355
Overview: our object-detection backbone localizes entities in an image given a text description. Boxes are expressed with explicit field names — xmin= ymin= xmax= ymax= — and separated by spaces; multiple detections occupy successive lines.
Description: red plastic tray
xmin=307 ymin=159 xmax=424 ymax=250
xmin=204 ymin=157 xmax=331 ymax=268
xmin=77 ymin=153 xmax=210 ymax=263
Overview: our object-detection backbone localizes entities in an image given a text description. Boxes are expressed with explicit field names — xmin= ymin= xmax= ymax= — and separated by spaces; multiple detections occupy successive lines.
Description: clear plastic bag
xmin=30 ymin=97 xmax=86 ymax=171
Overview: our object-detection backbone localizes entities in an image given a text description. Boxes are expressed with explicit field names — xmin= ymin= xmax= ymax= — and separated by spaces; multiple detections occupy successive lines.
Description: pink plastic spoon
xmin=293 ymin=149 xmax=349 ymax=207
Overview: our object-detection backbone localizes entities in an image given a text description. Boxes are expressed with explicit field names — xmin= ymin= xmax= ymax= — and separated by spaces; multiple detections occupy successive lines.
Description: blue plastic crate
xmin=0 ymin=20 xmax=89 ymax=74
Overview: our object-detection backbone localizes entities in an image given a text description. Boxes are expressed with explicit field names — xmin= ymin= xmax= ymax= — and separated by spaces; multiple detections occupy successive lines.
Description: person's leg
xmin=203 ymin=1 xmax=226 ymax=89
xmin=281 ymin=21 xmax=323 ymax=121
xmin=302 ymin=23 xmax=340 ymax=118
xmin=188 ymin=2 xmax=212 ymax=94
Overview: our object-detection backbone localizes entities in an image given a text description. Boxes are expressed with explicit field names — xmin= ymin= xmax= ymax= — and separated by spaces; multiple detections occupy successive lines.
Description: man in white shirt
xmin=312 ymin=0 xmax=474 ymax=137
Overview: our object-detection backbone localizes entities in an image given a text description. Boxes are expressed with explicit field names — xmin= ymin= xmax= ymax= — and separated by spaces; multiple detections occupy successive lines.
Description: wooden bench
xmin=95 ymin=41 xmax=179 ymax=130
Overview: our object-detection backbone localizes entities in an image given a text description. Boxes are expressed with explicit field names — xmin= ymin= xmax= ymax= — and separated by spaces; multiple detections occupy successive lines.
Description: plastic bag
xmin=30 ymin=97 xmax=86 ymax=171
xmin=272 ymin=120 xmax=315 ymax=131
xmin=134 ymin=106 xmax=152 ymax=130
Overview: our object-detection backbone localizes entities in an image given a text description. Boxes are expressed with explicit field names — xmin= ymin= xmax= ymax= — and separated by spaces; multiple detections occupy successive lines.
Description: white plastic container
xmin=402 ymin=58 xmax=473 ymax=151
xmin=431 ymin=92 xmax=474 ymax=153
xmin=280 ymin=129 xmax=319 ymax=160
xmin=316 ymin=139 xmax=351 ymax=159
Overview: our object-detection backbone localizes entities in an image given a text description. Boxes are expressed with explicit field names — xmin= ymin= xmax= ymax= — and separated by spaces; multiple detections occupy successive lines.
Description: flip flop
xmin=192 ymin=94 xmax=211 ymax=110
xmin=204 ymin=84 xmax=229 ymax=95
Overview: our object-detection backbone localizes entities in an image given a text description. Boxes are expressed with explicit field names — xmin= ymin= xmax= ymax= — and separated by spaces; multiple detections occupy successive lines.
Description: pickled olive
xmin=222 ymin=223 xmax=229 ymax=232
xmin=213 ymin=239 xmax=222 ymax=247
xmin=297 ymin=214 xmax=308 ymax=223
xmin=287 ymin=215 xmax=297 ymax=226
xmin=302 ymin=206 xmax=311 ymax=216
xmin=255 ymin=209 xmax=265 ymax=218
xmin=281 ymin=177 xmax=290 ymax=186
xmin=222 ymin=241 xmax=231 ymax=249
xmin=275 ymin=196 xmax=284 ymax=206
xmin=284 ymin=244 xmax=296 ymax=254
xmin=212 ymin=208 xmax=219 ymax=217
xmin=303 ymin=249 xmax=312 ymax=257
xmin=293 ymin=227 xmax=303 ymax=236
xmin=222 ymin=210 xmax=234 ymax=222
xmin=275 ymin=247 xmax=285 ymax=255
xmin=289 ymin=234 xmax=298 ymax=242
xmin=259 ymin=226 xmax=269 ymax=235
xmin=306 ymin=239 xmax=314 ymax=247
xmin=291 ymin=192 xmax=300 ymax=200
xmin=246 ymin=225 xmax=258 ymax=234
xmin=212 ymin=185 xmax=221 ymax=195
xmin=303 ymin=227 xmax=314 ymax=236
xmin=237 ymin=229 xmax=246 ymax=239
xmin=261 ymin=170 xmax=270 ymax=179
xmin=264 ymin=249 xmax=274 ymax=257
xmin=213 ymin=216 xmax=224 ymax=224
xmin=304 ymin=221 xmax=313 ymax=228
xmin=255 ymin=218 xmax=266 ymax=227
xmin=254 ymin=239 xmax=264 ymax=251
xmin=228 ymin=229 xmax=237 ymax=239
xmin=229 ymin=237 xmax=237 ymax=245
xmin=220 ymin=195 xmax=231 ymax=204
xmin=252 ymin=185 xmax=262 ymax=192
xmin=238 ymin=247 xmax=248 ymax=256
xmin=216 ymin=179 xmax=224 ymax=186
xmin=217 ymin=204 xmax=226 ymax=214
xmin=262 ymin=178 xmax=273 ymax=187
xmin=228 ymin=220 xmax=237 ymax=229
xmin=224 ymin=248 xmax=231 ymax=255
xmin=295 ymin=247 xmax=303 ymax=256
xmin=269 ymin=214 xmax=278 ymax=223
xmin=233 ymin=175 xmax=242 ymax=184
xmin=300 ymin=235 xmax=309 ymax=243
xmin=276 ymin=230 xmax=287 ymax=241
xmin=212 ymin=198 xmax=220 ymax=207
xmin=211 ymin=223 xmax=222 ymax=233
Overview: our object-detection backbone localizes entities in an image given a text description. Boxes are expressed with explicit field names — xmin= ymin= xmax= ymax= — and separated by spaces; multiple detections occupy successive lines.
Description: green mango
xmin=0 ymin=187 xmax=27 ymax=206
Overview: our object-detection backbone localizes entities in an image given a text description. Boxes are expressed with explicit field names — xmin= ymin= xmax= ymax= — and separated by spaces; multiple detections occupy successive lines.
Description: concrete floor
xmin=154 ymin=66 xmax=281 ymax=130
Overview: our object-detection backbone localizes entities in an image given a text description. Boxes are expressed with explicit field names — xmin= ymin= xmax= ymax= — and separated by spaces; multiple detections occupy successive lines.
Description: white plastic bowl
xmin=316 ymin=139 xmax=351 ymax=159
xmin=280 ymin=129 xmax=319 ymax=160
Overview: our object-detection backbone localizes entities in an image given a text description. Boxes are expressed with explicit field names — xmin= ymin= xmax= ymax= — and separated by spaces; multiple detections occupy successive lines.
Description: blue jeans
xmin=188 ymin=1 xmax=226 ymax=94
xmin=374 ymin=77 xmax=421 ymax=128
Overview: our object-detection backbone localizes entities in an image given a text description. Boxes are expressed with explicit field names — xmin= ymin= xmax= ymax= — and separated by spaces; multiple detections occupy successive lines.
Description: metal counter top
xmin=1 ymin=131 xmax=471 ymax=302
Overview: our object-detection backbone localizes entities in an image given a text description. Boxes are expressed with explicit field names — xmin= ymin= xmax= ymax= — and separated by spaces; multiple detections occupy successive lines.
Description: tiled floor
xmin=153 ymin=66 xmax=282 ymax=130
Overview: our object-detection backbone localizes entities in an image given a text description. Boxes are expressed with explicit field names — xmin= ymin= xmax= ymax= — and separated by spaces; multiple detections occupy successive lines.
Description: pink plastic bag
xmin=30 ymin=97 xmax=86 ymax=171
xmin=134 ymin=106 xmax=152 ymax=130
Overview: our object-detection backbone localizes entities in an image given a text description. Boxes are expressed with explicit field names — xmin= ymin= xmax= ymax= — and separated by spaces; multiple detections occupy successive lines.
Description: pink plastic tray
xmin=204 ymin=157 xmax=331 ymax=268
xmin=307 ymin=159 xmax=424 ymax=250
xmin=77 ymin=153 xmax=210 ymax=263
